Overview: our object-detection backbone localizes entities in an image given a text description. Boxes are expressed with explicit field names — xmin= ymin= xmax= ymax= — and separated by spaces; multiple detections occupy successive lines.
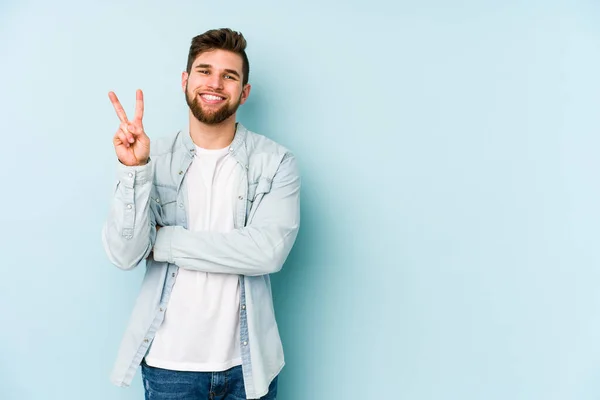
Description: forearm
xmin=152 ymin=153 xmax=301 ymax=276
xmin=102 ymin=160 xmax=156 ymax=270
xmin=153 ymin=223 xmax=299 ymax=276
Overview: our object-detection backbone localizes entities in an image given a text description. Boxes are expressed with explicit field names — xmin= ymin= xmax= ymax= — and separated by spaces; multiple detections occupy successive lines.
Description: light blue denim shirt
xmin=101 ymin=123 xmax=301 ymax=399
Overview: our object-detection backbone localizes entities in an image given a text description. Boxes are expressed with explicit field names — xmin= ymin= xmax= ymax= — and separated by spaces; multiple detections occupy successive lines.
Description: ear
xmin=239 ymin=84 xmax=251 ymax=105
xmin=181 ymin=71 xmax=189 ymax=93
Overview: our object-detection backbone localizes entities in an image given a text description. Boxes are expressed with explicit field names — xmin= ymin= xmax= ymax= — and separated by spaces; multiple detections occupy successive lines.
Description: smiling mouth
xmin=200 ymin=93 xmax=226 ymax=103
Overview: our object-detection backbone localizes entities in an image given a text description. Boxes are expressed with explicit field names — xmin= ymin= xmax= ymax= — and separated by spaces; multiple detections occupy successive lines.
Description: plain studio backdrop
xmin=1 ymin=0 xmax=600 ymax=399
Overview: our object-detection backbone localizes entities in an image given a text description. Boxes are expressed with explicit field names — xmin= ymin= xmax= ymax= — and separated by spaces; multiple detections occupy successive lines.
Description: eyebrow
xmin=195 ymin=64 xmax=241 ymax=78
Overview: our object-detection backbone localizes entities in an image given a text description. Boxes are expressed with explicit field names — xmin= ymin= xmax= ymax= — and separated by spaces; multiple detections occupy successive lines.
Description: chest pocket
xmin=150 ymin=184 xmax=178 ymax=227
xmin=246 ymin=177 xmax=273 ymax=224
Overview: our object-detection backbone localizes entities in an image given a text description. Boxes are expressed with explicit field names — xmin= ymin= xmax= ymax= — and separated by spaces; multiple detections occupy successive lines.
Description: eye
xmin=198 ymin=70 xmax=209 ymax=75
xmin=224 ymin=74 xmax=235 ymax=80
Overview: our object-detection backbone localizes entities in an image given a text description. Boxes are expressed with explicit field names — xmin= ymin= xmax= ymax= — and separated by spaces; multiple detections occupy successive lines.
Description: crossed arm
xmin=102 ymin=154 xmax=301 ymax=276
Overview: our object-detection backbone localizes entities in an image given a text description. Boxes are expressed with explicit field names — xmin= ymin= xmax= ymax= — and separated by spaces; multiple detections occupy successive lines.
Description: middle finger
xmin=109 ymin=91 xmax=129 ymax=123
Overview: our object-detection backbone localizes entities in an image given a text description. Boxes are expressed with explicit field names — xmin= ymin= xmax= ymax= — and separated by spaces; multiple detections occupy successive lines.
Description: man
xmin=102 ymin=28 xmax=300 ymax=399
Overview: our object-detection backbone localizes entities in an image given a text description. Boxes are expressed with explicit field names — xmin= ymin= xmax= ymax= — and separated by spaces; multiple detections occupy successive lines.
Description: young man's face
xmin=182 ymin=49 xmax=251 ymax=125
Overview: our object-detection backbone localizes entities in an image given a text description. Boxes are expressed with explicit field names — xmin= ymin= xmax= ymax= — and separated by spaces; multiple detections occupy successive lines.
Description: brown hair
xmin=186 ymin=28 xmax=250 ymax=85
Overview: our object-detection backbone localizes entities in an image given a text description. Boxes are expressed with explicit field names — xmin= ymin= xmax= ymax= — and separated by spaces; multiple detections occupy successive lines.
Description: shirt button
xmin=144 ymin=339 xmax=149 ymax=343
xmin=178 ymin=203 xmax=184 ymax=208
xmin=172 ymin=273 xmax=176 ymax=277
xmin=238 ymin=195 xmax=244 ymax=200
xmin=241 ymin=305 xmax=246 ymax=310
xmin=128 ymin=172 xmax=133 ymax=178
xmin=127 ymin=204 xmax=132 ymax=209
xmin=178 ymin=170 xmax=183 ymax=175
xmin=159 ymin=308 xmax=164 ymax=312
xmin=243 ymin=341 xmax=248 ymax=346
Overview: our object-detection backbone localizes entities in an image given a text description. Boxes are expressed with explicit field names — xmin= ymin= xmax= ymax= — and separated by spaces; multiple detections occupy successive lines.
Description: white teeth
xmin=202 ymin=94 xmax=224 ymax=101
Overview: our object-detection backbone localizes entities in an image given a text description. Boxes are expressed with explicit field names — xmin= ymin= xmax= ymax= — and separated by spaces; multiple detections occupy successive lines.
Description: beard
xmin=185 ymin=84 xmax=242 ymax=125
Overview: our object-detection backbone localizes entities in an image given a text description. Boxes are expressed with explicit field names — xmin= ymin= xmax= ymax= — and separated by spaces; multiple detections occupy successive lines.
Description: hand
xmin=109 ymin=89 xmax=150 ymax=166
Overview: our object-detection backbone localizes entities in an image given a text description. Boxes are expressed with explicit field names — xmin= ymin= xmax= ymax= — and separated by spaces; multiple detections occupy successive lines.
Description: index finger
xmin=134 ymin=89 xmax=144 ymax=122
xmin=108 ymin=91 xmax=129 ymax=123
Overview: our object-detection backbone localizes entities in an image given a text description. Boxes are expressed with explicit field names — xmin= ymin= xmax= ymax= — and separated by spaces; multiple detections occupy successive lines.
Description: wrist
xmin=118 ymin=158 xmax=149 ymax=167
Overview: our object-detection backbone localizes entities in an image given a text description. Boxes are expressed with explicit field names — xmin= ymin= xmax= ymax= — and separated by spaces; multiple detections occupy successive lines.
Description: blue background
xmin=1 ymin=0 xmax=600 ymax=399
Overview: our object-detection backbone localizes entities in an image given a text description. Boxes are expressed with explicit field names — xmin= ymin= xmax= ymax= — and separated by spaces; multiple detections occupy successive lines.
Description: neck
xmin=189 ymin=112 xmax=237 ymax=149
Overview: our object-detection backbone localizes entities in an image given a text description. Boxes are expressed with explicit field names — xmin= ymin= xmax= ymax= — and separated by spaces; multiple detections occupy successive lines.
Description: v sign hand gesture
xmin=109 ymin=89 xmax=150 ymax=166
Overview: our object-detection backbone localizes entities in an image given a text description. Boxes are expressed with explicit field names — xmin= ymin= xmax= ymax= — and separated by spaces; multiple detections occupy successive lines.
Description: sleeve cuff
xmin=117 ymin=159 xmax=153 ymax=188
xmin=153 ymin=225 xmax=175 ymax=263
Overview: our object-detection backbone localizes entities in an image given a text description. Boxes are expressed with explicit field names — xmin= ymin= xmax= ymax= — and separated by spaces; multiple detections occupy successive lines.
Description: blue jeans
xmin=141 ymin=360 xmax=278 ymax=399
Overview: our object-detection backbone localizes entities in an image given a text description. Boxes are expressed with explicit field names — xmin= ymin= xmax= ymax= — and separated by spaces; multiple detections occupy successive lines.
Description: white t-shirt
xmin=145 ymin=144 xmax=242 ymax=371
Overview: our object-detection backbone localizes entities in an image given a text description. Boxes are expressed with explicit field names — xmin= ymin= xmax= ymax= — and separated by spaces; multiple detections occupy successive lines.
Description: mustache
xmin=188 ymin=86 xmax=226 ymax=97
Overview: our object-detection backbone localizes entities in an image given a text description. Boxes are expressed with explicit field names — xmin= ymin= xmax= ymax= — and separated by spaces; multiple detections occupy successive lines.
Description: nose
xmin=206 ymin=74 xmax=224 ymax=90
